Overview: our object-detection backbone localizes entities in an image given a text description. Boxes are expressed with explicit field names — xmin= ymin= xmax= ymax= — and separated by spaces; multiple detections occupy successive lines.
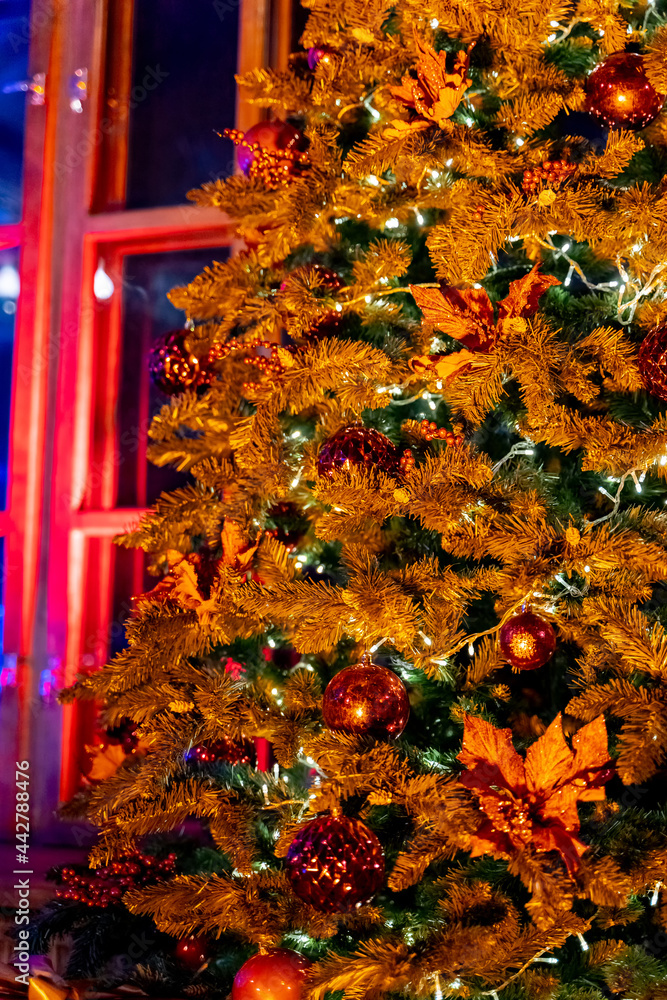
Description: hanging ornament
xmin=585 ymin=52 xmax=664 ymax=129
xmin=322 ymin=654 xmax=410 ymax=739
xmin=286 ymin=813 xmax=385 ymax=912
xmin=175 ymin=935 xmax=210 ymax=971
xmin=184 ymin=736 xmax=254 ymax=766
xmin=638 ymin=322 xmax=667 ymax=401
xmin=232 ymin=949 xmax=311 ymax=1000
xmin=317 ymin=425 xmax=399 ymax=477
xmin=148 ymin=329 xmax=216 ymax=396
xmin=499 ymin=610 xmax=556 ymax=670
xmin=225 ymin=120 xmax=309 ymax=188
xmin=307 ymin=46 xmax=334 ymax=70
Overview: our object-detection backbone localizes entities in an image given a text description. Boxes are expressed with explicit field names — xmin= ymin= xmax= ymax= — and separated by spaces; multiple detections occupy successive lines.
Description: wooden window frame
xmin=2 ymin=0 xmax=294 ymax=832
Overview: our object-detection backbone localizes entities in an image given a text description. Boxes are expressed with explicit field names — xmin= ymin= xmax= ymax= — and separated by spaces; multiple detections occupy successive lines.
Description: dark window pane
xmin=0 ymin=0 xmax=31 ymax=223
xmin=117 ymin=246 xmax=231 ymax=508
xmin=126 ymin=0 xmax=239 ymax=209
xmin=109 ymin=546 xmax=153 ymax=659
xmin=0 ymin=246 xmax=19 ymax=507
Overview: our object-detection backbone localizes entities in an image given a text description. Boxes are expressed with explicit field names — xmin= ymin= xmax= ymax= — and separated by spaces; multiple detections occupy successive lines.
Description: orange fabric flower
xmin=458 ymin=713 xmax=613 ymax=874
xmin=410 ymin=265 xmax=560 ymax=380
xmin=388 ymin=35 xmax=472 ymax=131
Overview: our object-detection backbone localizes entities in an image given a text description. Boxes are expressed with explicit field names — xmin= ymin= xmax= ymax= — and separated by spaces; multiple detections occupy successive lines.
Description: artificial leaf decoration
xmin=84 ymin=742 xmax=127 ymax=782
xmin=388 ymin=35 xmax=472 ymax=131
xmin=498 ymin=266 xmax=562 ymax=319
xmin=409 ymin=349 xmax=483 ymax=381
xmin=410 ymin=266 xmax=560 ymax=381
xmin=458 ymin=713 xmax=612 ymax=874
xmin=171 ymin=560 xmax=219 ymax=621
xmin=221 ymin=520 xmax=260 ymax=571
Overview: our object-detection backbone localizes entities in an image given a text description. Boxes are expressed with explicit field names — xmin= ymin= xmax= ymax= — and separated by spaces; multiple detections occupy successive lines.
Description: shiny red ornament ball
xmin=232 ymin=949 xmax=311 ymax=1000
xmin=499 ymin=611 xmax=556 ymax=670
xmin=638 ymin=323 xmax=667 ymax=401
xmin=237 ymin=120 xmax=306 ymax=176
xmin=317 ymin=425 xmax=398 ymax=477
xmin=323 ymin=655 xmax=410 ymax=739
xmin=148 ymin=329 xmax=214 ymax=396
xmin=286 ymin=813 xmax=385 ymax=912
xmin=175 ymin=935 xmax=209 ymax=971
xmin=585 ymin=52 xmax=664 ymax=129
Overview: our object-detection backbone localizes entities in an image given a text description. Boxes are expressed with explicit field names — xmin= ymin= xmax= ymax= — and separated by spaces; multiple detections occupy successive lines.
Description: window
xmin=0 ymin=0 xmax=295 ymax=838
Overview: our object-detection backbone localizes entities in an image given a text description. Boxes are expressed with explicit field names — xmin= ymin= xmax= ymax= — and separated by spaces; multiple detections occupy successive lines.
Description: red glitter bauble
xmin=236 ymin=120 xmax=306 ymax=176
xmin=638 ymin=323 xmax=667 ymax=401
xmin=148 ymin=329 xmax=214 ymax=396
xmin=232 ymin=949 xmax=311 ymax=1000
xmin=286 ymin=814 xmax=385 ymax=912
xmin=317 ymin=425 xmax=398 ymax=477
xmin=585 ymin=52 xmax=664 ymax=129
xmin=323 ymin=655 xmax=410 ymax=739
xmin=175 ymin=935 xmax=209 ymax=971
xmin=499 ymin=611 xmax=556 ymax=670
xmin=185 ymin=736 xmax=254 ymax=766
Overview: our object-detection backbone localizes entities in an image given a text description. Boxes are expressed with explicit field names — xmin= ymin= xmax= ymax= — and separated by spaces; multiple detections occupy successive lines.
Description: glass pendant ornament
xmin=285 ymin=813 xmax=385 ymax=912
xmin=317 ymin=425 xmax=399 ymax=477
xmin=638 ymin=323 xmax=667 ymax=401
xmin=175 ymin=935 xmax=209 ymax=971
xmin=148 ymin=329 xmax=214 ymax=396
xmin=499 ymin=610 xmax=556 ymax=670
xmin=232 ymin=949 xmax=311 ymax=1000
xmin=323 ymin=654 xmax=410 ymax=739
xmin=585 ymin=52 xmax=663 ymax=129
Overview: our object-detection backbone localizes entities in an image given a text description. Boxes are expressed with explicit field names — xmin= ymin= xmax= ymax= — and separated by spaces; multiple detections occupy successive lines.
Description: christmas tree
xmin=27 ymin=1 xmax=667 ymax=998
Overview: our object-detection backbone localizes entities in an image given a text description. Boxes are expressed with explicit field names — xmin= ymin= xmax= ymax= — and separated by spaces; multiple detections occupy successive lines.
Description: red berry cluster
xmin=243 ymin=342 xmax=293 ymax=377
xmin=522 ymin=158 xmax=576 ymax=195
xmin=418 ymin=420 xmax=463 ymax=445
xmin=223 ymin=127 xmax=309 ymax=188
xmin=56 ymin=852 xmax=176 ymax=908
xmin=472 ymin=204 xmax=485 ymax=221
xmin=400 ymin=450 xmax=416 ymax=472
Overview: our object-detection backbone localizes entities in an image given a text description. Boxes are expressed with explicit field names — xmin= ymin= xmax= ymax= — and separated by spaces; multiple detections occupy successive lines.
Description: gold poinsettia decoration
xmin=410 ymin=265 xmax=560 ymax=381
xmin=458 ymin=712 xmax=614 ymax=875
xmin=386 ymin=34 xmax=472 ymax=134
